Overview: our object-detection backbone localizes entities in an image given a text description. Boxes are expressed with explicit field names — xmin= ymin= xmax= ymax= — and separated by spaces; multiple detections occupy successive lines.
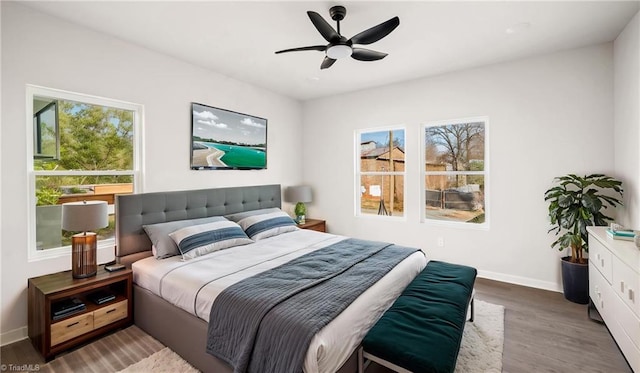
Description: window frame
xmin=33 ymin=101 xmax=59 ymax=160
xmin=354 ymin=125 xmax=407 ymax=220
xmin=420 ymin=116 xmax=490 ymax=229
xmin=26 ymin=85 xmax=144 ymax=261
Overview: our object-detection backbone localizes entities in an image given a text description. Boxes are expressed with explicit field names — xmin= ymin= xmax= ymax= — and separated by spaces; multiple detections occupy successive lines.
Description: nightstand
xmin=28 ymin=267 xmax=133 ymax=361
xmin=297 ymin=218 xmax=326 ymax=233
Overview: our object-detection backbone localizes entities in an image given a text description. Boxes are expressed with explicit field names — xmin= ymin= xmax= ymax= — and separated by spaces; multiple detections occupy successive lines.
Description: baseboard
xmin=478 ymin=269 xmax=563 ymax=293
xmin=0 ymin=326 xmax=27 ymax=347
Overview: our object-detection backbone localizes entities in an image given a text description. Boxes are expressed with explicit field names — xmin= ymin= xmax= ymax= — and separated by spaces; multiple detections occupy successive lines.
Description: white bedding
xmin=132 ymin=229 xmax=427 ymax=373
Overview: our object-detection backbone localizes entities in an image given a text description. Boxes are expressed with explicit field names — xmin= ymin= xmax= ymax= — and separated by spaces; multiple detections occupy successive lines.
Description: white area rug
xmin=119 ymin=300 xmax=504 ymax=373
xmin=118 ymin=347 xmax=198 ymax=373
xmin=455 ymin=300 xmax=505 ymax=373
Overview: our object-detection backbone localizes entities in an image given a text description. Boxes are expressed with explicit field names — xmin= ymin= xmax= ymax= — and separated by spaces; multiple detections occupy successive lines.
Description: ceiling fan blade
xmin=349 ymin=16 xmax=400 ymax=45
xmin=275 ymin=45 xmax=326 ymax=54
xmin=321 ymin=57 xmax=337 ymax=69
xmin=307 ymin=11 xmax=340 ymax=42
xmin=351 ymin=48 xmax=388 ymax=61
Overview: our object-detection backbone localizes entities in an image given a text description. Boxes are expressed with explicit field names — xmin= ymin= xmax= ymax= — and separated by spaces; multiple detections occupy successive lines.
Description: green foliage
xmin=57 ymin=101 xmax=133 ymax=172
xmin=36 ymin=187 xmax=62 ymax=206
xmin=34 ymin=100 xmax=134 ymax=192
xmin=544 ymin=174 xmax=623 ymax=263
xmin=294 ymin=202 xmax=307 ymax=217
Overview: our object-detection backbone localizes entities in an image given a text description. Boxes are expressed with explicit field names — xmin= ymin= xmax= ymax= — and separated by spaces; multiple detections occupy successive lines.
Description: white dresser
xmin=588 ymin=226 xmax=639 ymax=372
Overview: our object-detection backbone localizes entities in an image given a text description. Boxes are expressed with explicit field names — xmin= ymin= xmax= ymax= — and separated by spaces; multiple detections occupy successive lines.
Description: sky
xmin=360 ymin=129 xmax=405 ymax=147
xmin=192 ymin=103 xmax=267 ymax=145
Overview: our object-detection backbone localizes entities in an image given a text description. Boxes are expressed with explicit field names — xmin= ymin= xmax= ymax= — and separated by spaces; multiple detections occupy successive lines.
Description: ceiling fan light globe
xmin=326 ymin=45 xmax=352 ymax=59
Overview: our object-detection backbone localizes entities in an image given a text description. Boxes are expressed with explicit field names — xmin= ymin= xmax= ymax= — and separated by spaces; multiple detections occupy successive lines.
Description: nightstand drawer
xmin=94 ymin=300 xmax=128 ymax=329
xmin=51 ymin=313 xmax=93 ymax=346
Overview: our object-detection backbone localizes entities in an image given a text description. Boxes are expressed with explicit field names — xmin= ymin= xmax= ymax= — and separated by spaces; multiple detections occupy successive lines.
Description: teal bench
xmin=358 ymin=260 xmax=477 ymax=373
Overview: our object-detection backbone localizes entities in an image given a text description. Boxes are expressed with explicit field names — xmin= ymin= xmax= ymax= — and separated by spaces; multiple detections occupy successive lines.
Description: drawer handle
xmin=630 ymin=289 xmax=635 ymax=302
xmin=67 ymin=321 xmax=79 ymax=328
xmin=621 ymin=281 xmax=625 ymax=293
xmin=600 ymin=258 xmax=604 ymax=267
xmin=106 ymin=309 xmax=116 ymax=314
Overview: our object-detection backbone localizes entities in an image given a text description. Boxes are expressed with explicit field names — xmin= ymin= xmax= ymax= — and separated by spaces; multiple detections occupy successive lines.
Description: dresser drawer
xmin=51 ymin=312 xmax=93 ymax=347
xmin=612 ymin=256 xmax=640 ymax=317
xmin=93 ymin=300 xmax=128 ymax=329
xmin=616 ymin=299 xmax=640 ymax=349
xmin=589 ymin=262 xmax=614 ymax=315
xmin=589 ymin=237 xmax=612 ymax=284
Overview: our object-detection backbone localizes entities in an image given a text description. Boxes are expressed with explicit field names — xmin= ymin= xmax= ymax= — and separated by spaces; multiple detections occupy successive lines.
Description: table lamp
xmin=62 ymin=201 xmax=108 ymax=278
xmin=284 ymin=186 xmax=312 ymax=224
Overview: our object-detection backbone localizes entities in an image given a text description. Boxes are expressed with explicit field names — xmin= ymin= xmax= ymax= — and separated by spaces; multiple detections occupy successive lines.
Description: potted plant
xmin=294 ymin=202 xmax=307 ymax=224
xmin=544 ymin=174 xmax=623 ymax=304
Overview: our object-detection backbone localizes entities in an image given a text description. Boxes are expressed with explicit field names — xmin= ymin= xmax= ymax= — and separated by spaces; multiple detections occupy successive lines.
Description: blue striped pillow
xmin=237 ymin=210 xmax=298 ymax=240
xmin=168 ymin=220 xmax=253 ymax=260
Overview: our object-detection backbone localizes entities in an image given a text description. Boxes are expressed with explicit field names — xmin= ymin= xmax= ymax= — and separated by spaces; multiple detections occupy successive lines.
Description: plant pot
xmin=560 ymin=256 xmax=589 ymax=304
xmin=36 ymin=204 xmax=62 ymax=250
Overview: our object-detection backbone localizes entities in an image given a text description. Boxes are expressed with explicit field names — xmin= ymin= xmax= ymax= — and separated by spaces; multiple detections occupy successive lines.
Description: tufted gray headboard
xmin=115 ymin=184 xmax=281 ymax=266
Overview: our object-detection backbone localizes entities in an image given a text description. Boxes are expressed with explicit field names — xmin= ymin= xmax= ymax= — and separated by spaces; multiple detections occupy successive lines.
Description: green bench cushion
xmin=362 ymin=260 xmax=477 ymax=373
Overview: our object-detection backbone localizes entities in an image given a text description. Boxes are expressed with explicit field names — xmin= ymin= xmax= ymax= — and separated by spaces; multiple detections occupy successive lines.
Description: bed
xmin=115 ymin=184 xmax=427 ymax=373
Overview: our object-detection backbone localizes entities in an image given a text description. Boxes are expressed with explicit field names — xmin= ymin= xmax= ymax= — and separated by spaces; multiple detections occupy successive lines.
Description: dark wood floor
xmin=1 ymin=278 xmax=632 ymax=372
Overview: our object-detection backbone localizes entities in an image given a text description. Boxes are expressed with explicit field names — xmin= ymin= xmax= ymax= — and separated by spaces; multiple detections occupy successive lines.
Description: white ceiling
xmin=22 ymin=1 xmax=640 ymax=101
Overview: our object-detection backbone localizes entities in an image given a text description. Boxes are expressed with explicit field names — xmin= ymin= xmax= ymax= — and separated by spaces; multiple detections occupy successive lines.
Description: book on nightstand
xmin=606 ymin=228 xmax=635 ymax=241
xmin=87 ymin=290 xmax=116 ymax=305
xmin=51 ymin=298 xmax=86 ymax=320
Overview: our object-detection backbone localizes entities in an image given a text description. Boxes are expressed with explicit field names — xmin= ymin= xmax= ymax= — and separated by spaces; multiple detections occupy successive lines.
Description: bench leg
xmin=468 ymin=289 xmax=476 ymax=322
xmin=470 ymin=296 xmax=475 ymax=322
xmin=358 ymin=346 xmax=364 ymax=373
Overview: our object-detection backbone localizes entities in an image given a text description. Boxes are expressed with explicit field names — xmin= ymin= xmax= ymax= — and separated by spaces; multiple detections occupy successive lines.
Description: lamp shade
xmin=62 ymin=201 xmax=108 ymax=232
xmin=284 ymin=186 xmax=312 ymax=203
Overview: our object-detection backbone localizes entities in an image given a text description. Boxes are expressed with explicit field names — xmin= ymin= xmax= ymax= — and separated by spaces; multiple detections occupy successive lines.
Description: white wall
xmin=302 ymin=44 xmax=615 ymax=291
xmin=0 ymin=2 xmax=302 ymax=343
xmin=614 ymin=11 xmax=640 ymax=229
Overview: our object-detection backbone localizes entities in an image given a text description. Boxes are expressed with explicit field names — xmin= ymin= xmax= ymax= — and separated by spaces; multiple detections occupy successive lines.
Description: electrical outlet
xmin=437 ymin=237 xmax=444 ymax=247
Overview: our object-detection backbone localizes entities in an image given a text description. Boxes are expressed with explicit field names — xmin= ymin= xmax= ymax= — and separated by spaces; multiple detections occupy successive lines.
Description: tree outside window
xmin=422 ymin=118 xmax=488 ymax=225
xmin=357 ymin=128 xmax=405 ymax=217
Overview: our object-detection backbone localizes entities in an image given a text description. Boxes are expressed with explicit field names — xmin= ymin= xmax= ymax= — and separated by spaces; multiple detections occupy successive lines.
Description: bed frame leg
xmin=358 ymin=346 xmax=364 ymax=373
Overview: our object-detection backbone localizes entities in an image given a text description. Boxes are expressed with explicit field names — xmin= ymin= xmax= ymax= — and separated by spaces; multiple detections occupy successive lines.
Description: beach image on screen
xmin=191 ymin=103 xmax=267 ymax=169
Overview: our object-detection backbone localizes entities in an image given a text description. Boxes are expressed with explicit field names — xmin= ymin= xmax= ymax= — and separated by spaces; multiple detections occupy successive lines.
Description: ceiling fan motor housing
xmin=330 ymin=6 xmax=346 ymax=22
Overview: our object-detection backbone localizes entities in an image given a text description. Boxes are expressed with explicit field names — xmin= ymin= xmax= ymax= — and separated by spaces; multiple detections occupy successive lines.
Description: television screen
xmin=191 ymin=103 xmax=267 ymax=170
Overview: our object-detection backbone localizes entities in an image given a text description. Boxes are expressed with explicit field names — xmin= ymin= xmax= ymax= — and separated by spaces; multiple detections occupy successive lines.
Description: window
xmin=356 ymin=127 xmax=406 ymax=218
xmin=421 ymin=117 xmax=488 ymax=227
xmin=27 ymin=85 xmax=142 ymax=260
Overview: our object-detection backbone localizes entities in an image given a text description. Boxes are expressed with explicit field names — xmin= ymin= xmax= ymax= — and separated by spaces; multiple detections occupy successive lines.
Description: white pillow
xmin=169 ymin=220 xmax=253 ymax=260
xmin=143 ymin=216 xmax=227 ymax=259
xmin=236 ymin=210 xmax=298 ymax=240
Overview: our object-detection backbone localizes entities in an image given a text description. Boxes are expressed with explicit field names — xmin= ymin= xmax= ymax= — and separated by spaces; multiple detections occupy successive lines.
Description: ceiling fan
xmin=275 ymin=5 xmax=400 ymax=70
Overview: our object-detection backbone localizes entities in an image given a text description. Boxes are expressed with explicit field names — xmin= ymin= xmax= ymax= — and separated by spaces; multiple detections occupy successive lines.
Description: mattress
xmin=132 ymin=229 xmax=427 ymax=373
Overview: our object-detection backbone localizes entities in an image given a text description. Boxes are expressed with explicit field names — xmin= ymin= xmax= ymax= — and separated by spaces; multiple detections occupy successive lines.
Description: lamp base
xmin=71 ymin=232 xmax=97 ymax=279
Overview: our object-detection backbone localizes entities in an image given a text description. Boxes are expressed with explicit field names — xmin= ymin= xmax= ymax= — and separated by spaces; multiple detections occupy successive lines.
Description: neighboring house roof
xmin=361 ymin=146 xmax=405 ymax=159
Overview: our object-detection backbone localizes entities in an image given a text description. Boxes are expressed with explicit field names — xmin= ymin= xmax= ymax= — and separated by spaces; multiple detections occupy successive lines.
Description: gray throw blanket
xmin=206 ymin=238 xmax=421 ymax=373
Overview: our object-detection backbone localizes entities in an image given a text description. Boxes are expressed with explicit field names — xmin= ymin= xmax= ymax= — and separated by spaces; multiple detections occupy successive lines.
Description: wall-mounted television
xmin=191 ymin=102 xmax=267 ymax=170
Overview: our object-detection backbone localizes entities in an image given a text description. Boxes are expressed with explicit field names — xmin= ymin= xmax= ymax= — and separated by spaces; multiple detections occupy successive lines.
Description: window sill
xmin=420 ymin=219 xmax=490 ymax=230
